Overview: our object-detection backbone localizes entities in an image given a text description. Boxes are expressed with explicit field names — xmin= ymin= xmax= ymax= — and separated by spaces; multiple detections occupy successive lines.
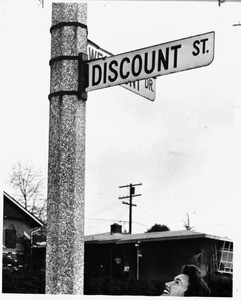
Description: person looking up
xmin=162 ymin=264 xmax=211 ymax=297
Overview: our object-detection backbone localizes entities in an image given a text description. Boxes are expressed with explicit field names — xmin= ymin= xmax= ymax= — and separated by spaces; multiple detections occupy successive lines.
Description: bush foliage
xmin=2 ymin=268 xmax=45 ymax=294
xmin=84 ymin=275 xmax=165 ymax=295
xmin=2 ymin=269 xmax=232 ymax=296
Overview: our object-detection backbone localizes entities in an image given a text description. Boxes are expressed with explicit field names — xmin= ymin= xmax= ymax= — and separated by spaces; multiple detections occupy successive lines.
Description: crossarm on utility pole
xmin=122 ymin=201 xmax=137 ymax=207
xmin=119 ymin=183 xmax=142 ymax=188
xmin=119 ymin=194 xmax=142 ymax=199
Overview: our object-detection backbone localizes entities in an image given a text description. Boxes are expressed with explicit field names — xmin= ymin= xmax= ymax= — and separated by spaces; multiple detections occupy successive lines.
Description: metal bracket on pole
xmin=48 ymin=54 xmax=88 ymax=101
xmin=78 ymin=53 xmax=88 ymax=101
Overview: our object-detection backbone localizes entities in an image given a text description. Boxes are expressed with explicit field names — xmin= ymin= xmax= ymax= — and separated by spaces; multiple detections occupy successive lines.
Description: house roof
xmin=3 ymin=191 xmax=44 ymax=228
xmin=85 ymin=232 xmax=124 ymax=244
xmin=85 ymin=229 xmax=233 ymax=245
xmin=33 ymin=229 xmax=233 ymax=249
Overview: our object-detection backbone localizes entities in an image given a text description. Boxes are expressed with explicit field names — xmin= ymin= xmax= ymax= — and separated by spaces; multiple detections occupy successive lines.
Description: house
xmin=30 ymin=222 xmax=233 ymax=295
xmin=84 ymin=224 xmax=233 ymax=285
xmin=2 ymin=191 xmax=44 ymax=270
xmin=32 ymin=223 xmax=233 ymax=282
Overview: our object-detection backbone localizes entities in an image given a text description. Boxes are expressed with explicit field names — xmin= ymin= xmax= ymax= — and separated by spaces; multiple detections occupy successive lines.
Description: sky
xmin=0 ymin=0 xmax=240 ymax=243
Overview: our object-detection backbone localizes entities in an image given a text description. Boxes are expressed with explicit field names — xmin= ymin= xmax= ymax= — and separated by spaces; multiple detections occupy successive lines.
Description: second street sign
xmin=87 ymin=40 xmax=156 ymax=101
xmin=86 ymin=32 xmax=214 ymax=92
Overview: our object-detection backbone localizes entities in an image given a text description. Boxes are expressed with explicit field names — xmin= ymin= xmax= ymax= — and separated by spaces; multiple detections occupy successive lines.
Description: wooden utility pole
xmin=46 ymin=3 xmax=87 ymax=294
xmin=119 ymin=183 xmax=142 ymax=234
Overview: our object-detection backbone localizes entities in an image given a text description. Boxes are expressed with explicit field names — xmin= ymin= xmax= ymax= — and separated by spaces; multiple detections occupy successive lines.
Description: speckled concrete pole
xmin=46 ymin=3 xmax=87 ymax=294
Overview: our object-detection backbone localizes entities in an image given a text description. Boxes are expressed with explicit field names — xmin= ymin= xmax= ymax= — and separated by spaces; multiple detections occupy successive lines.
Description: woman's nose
xmin=166 ymin=281 xmax=172 ymax=288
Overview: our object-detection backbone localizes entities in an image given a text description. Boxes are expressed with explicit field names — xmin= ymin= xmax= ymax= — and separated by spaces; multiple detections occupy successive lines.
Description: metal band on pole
xmin=50 ymin=21 xmax=88 ymax=34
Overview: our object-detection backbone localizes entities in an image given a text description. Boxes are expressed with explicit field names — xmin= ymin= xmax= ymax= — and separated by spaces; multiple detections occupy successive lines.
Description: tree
xmin=146 ymin=223 xmax=170 ymax=233
xmin=8 ymin=162 xmax=47 ymax=222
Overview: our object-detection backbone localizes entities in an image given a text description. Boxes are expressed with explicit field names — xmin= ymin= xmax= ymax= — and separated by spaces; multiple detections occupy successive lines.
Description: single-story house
xmin=31 ymin=222 xmax=233 ymax=295
xmin=84 ymin=224 xmax=233 ymax=284
xmin=2 ymin=191 xmax=44 ymax=270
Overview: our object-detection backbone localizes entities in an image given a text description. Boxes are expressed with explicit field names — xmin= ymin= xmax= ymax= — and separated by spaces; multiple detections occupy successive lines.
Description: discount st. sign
xmin=86 ymin=32 xmax=214 ymax=92
xmin=87 ymin=40 xmax=156 ymax=101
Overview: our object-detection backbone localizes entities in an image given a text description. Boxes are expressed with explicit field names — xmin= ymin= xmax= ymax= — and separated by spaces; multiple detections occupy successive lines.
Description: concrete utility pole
xmin=119 ymin=183 xmax=142 ymax=234
xmin=46 ymin=3 xmax=87 ymax=294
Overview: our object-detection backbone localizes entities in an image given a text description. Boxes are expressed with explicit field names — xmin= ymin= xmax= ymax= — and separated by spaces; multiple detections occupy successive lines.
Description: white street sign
xmin=86 ymin=32 xmax=214 ymax=92
xmin=87 ymin=40 xmax=156 ymax=101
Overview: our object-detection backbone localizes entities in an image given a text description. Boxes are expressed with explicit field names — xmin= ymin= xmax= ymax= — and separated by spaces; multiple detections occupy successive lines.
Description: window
xmin=3 ymin=229 xmax=6 ymax=247
xmin=217 ymin=241 xmax=233 ymax=274
xmin=3 ymin=229 xmax=17 ymax=248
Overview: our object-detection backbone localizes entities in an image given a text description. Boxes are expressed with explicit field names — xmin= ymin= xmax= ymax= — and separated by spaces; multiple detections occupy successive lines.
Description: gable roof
xmin=3 ymin=191 xmax=44 ymax=228
xmin=85 ymin=229 xmax=232 ymax=245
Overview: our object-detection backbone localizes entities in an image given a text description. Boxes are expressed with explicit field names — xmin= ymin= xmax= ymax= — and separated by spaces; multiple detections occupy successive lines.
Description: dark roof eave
xmin=116 ymin=233 xmax=206 ymax=244
xmin=85 ymin=240 xmax=121 ymax=245
xmin=3 ymin=191 xmax=44 ymax=227
xmin=85 ymin=231 xmax=233 ymax=244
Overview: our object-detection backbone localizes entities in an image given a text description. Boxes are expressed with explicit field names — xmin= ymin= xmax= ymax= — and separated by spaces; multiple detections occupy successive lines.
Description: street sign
xmin=87 ymin=40 xmax=156 ymax=101
xmin=86 ymin=32 xmax=214 ymax=92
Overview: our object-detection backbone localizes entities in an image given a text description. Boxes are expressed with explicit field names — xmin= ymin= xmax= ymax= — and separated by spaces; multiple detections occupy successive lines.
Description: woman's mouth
xmin=162 ymin=287 xmax=170 ymax=295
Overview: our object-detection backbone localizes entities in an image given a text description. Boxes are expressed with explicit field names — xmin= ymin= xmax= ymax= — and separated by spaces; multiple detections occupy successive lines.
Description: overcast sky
xmin=1 ymin=1 xmax=240 ymax=244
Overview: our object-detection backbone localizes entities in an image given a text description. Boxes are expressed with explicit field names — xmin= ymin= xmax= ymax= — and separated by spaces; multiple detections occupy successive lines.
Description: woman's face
xmin=162 ymin=273 xmax=189 ymax=296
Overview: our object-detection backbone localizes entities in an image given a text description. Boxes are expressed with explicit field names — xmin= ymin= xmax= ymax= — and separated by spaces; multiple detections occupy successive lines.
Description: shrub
xmin=208 ymin=273 xmax=232 ymax=297
xmin=2 ymin=267 xmax=45 ymax=294
xmin=84 ymin=275 xmax=165 ymax=295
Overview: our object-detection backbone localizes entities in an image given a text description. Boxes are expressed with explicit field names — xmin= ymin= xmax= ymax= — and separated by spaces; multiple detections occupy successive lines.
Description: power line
xmin=138 ymin=206 xmax=161 ymax=222
xmin=86 ymin=217 xmax=147 ymax=231
xmin=86 ymin=217 xmax=128 ymax=223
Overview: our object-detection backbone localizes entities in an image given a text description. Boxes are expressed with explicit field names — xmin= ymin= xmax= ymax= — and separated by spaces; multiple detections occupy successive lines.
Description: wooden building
xmin=85 ymin=224 xmax=233 ymax=284
xmin=2 ymin=191 xmax=44 ymax=270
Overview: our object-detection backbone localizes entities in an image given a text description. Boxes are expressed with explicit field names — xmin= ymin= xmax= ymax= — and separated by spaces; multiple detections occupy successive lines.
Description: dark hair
xmin=181 ymin=264 xmax=211 ymax=297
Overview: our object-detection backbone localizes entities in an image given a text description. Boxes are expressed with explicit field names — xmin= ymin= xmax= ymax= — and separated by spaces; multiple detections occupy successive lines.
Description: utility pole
xmin=119 ymin=183 xmax=142 ymax=234
xmin=46 ymin=3 xmax=87 ymax=295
